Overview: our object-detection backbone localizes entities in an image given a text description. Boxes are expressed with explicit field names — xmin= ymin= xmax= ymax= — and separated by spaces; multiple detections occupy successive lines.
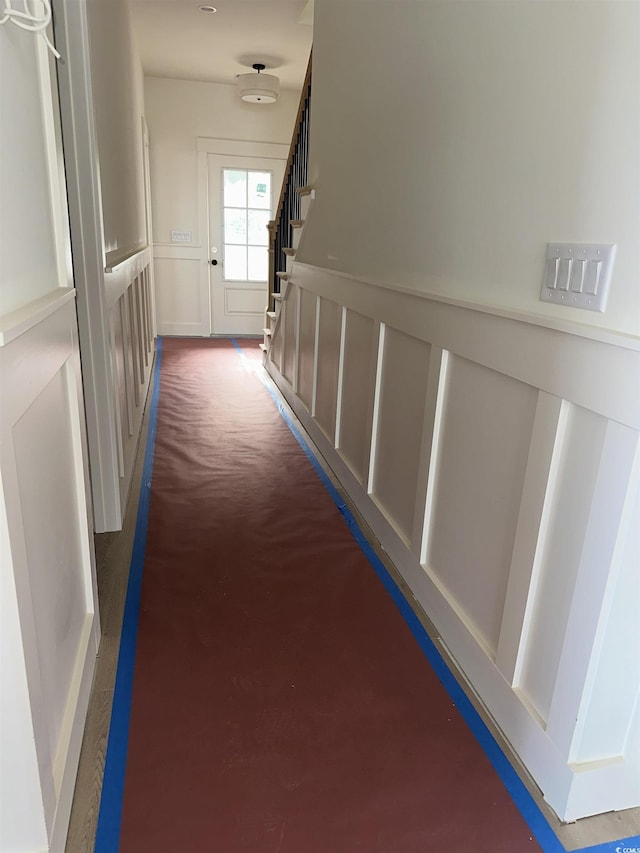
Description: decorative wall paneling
xmin=55 ymin=0 xmax=156 ymax=532
xmin=105 ymin=248 xmax=155 ymax=510
xmin=0 ymin=292 xmax=100 ymax=853
xmin=153 ymin=244 xmax=205 ymax=337
xmin=266 ymin=263 xmax=640 ymax=822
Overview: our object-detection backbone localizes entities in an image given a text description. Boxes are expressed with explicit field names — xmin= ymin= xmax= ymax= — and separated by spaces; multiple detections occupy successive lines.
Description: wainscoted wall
xmin=56 ymin=0 xmax=155 ymax=532
xmin=105 ymin=249 xmax=155 ymax=509
xmin=0 ymin=293 xmax=100 ymax=853
xmin=153 ymin=244 xmax=205 ymax=337
xmin=266 ymin=263 xmax=640 ymax=822
xmin=1 ymin=12 xmax=100 ymax=850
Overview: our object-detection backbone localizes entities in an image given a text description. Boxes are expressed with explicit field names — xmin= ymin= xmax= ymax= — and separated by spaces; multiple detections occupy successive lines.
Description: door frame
xmin=207 ymin=153 xmax=286 ymax=335
xmin=196 ymin=138 xmax=288 ymax=336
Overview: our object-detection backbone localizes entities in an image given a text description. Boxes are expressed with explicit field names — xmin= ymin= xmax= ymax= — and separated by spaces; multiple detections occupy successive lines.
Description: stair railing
xmin=267 ymin=53 xmax=312 ymax=311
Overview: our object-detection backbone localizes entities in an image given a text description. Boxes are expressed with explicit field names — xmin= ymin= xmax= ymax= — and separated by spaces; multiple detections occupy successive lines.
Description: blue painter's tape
xmin=94 ymin=338 xmax=163 ymax=853
xmin=235 ymin=344 xmax=640 ymax=853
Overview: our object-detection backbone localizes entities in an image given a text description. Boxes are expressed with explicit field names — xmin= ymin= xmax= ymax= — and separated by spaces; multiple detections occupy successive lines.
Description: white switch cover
xmin=171 ymin=230 xmax=192 ymax=243
xmin=540 ymin=243 xmax=615 ymax=312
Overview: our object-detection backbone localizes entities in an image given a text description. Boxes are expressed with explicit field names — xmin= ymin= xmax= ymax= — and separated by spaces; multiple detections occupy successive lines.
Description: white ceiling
xmin=130 ymin=0 xmax=313 ymax=91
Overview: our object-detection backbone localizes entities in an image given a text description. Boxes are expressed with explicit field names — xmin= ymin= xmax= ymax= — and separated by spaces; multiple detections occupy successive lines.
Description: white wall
xmin=145 ymin=76 xmax=299 ymax=246
xmin=144 ymin=77 xmax=300 ymax=335
xmin=0 ymin=14 xmax=100 ymax=852
xmin=0 ymin=28 xmax=62 ymax=315
xmin=301 ymin=0 xmax=640 ymax=337
xmin=86 ymin=0 xmax=147 ymax=260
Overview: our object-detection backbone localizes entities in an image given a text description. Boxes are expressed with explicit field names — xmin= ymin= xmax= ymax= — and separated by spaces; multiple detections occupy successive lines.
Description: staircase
xmin=261 ymin=54 xmax=313 ymax=358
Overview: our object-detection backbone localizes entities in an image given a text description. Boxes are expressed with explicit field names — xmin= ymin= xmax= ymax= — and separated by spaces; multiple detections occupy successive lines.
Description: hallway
xmin=64 ymin=339 xmax=638 ymax=853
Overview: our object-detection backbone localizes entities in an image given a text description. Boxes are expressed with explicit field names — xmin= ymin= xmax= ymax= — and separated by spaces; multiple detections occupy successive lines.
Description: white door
xmin=208 ymin=154 xmax=285 ymax=335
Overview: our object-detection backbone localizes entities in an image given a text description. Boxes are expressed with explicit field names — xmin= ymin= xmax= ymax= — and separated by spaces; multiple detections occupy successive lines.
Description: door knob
xmin=211 ymin=259 xmax=218 ymax=266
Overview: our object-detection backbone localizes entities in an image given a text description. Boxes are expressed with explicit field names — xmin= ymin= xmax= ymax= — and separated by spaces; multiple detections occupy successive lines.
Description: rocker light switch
xmin=540 ymin=244 xmax=615 ymax=312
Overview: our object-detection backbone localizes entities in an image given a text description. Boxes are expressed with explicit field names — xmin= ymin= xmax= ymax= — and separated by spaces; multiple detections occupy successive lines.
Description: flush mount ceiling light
xmin=198 ymin=5 xmax=217 ymax=12
xmin=237 ymin=63 xmax=280 ymax=104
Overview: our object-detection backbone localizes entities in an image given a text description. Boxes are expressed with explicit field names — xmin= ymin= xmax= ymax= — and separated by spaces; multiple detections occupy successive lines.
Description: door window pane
xmin=248 ymin=171 xmax=271 ymax=209
xmin=224 ymin=245 xmax=247 ymax=281
xmin=223 ymin=170 xmax=247 ymax=207
xmin=221 ymin=168 xmax=272 ymax=282
xmin=224 ymin=209 xmax=247 ymax=244
xmin=247 ymin=209 xmax=270 ymax=246
xmin=248 ymin=246 xmax=268 ymax=281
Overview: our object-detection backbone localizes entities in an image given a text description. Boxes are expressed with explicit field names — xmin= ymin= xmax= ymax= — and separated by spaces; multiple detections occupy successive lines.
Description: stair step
xmin=259 ymin=343 xmax=268 ymax=352
xmin=283 ymin=247 xmax=296 ymax=257
xmin=272 ymin=291 xmax=284 ymax=301
xmin=262 ymin=327 xmax=272 ymax=337
xmin=275 ymin=271 xmax=289 ymax=281
xmin=296 ymin=185 xmax=314 ymax=196
xmin=267 ymin=311 xmax=277 ymax=321
xmin=290 ymin=220 xmax=304 ymax=228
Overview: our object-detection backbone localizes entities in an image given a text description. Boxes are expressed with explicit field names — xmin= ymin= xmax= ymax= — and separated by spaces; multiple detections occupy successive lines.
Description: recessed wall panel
xmin=155 ymin=258 xmax=202 ymax=330
xmin=282 ymin=284 xmax=298 ymax=386
xmin=372 ymin=327 xmax=431 ymax=542
xmin=13 ymin=367 xmax=88 ymax=769
xmin=574 ymin=474 xmax=640 ymax=763
xmin=428 ymin=357 xmax=537 ymax=655
xmin=338 ymin=310 xmax=377 ymax=484
xmin=297 ymin=289 xmax=317 ymax=410
xmin=270 ymin=319 xmax=283 ymax=372
xmin=224 ymin=287 xmax=264 ymax=314
xmin=314 ymin=297 xmax=341 ymax=442
xmin=519 ymin=405 xmax=608 ymax=723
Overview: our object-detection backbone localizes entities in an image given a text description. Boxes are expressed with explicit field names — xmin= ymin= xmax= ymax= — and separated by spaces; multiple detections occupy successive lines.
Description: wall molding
xmin=0 ymin=296 xmax=100 ymax=853
xmin=266 ymin=262 xmax=640 ymax=821
xmin=295 ymin=262 xmax=640 ymax=352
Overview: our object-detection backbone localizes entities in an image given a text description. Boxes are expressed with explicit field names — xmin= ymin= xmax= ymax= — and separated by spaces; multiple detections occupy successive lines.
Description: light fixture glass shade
xmin=237 ymin=72 xmax=280 ymax=103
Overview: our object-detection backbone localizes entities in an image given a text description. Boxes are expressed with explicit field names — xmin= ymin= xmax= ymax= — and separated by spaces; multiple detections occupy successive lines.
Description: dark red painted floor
xmin=118 ymin=337 xmax=541 ymax=853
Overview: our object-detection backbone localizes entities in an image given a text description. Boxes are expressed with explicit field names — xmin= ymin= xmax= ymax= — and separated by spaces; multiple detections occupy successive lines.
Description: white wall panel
xmin=105 ymin=250 xmax=155 ymax=513
xmin=270 ymin=309 xmax=283 ymax=373
xmin=519 ymin=405 xmax=608 ymax=722
xmin=155 ymin=257 xmax=204 ymax=336
xmin=314 ymin=297 xmax=341 ymax=441
xmin=13 ymin=368 xmax=88 ymax=760
xmin=225 ymin=287 xmax=265 ymax=315
xmin=282 ymin=284 xmax=299 ymax=387
xmin=297 ymin=288 xmax=317 ymax=411
xmin=573 ymin=469 xmax=640 ymax=763
xmin=427 ymin=357 xmax=537 ymax=654
xmin=0 ymin=296 xmax=99 ymax=853
xmin=337 ymin=310 xmax=378 ymax=485
xmin=371 ymin=327 xmax=430 ymax=544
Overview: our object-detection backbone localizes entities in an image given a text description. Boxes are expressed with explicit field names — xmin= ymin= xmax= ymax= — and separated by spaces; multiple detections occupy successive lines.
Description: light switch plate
xmin=171 ymin=230 xmax=192 ymax=243
xmin=540 ymin=243 xmax=615 ymax=313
